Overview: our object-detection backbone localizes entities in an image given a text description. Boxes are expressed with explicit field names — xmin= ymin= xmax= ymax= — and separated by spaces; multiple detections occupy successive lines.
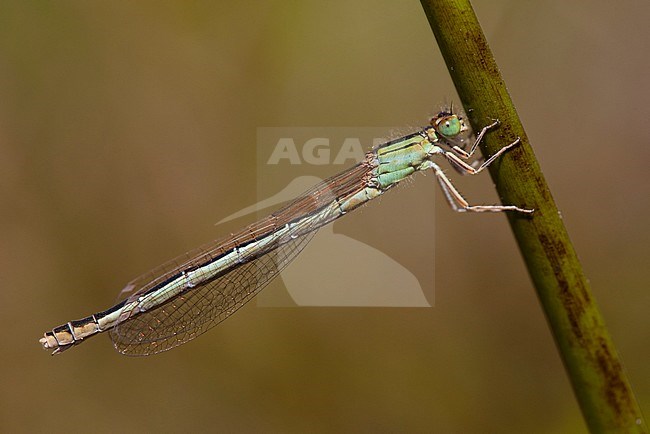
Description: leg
xmin=427 ymin=162 xmax=533 ymax=214
xmin=444 ymin=138 xmax=523 ymax=176
xmin=449 ymin=119 xmax=500 ymax=159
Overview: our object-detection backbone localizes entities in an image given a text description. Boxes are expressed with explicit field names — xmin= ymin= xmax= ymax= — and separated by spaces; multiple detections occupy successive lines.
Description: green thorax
xmin=373 ymin=130 xmax=437 ymax=188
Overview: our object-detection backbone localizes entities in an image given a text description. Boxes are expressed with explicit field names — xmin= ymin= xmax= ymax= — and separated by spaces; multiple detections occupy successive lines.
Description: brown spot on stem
xmin=538 ymin=233 xmax=586 ymax=344
xmin=595 ymin=336 xmax=633 ymax=423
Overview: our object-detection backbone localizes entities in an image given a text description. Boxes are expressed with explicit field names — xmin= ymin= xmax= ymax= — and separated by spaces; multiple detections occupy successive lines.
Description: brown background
xmin=1 ymin=1 xmax=648 ymax=432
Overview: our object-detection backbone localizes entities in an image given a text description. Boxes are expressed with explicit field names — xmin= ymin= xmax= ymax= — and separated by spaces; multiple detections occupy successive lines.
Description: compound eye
xmin=435 ymin=115 xmax=462 ymax=137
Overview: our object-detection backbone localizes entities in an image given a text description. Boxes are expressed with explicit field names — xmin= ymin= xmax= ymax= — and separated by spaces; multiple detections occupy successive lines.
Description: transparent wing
xmin=110 ymin=229 xmax=315 ymax=356
xmin=109 ymin=161 xmax=372 ymax=356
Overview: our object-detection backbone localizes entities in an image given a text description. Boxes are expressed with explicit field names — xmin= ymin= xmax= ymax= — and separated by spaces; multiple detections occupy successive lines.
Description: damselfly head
xmin=430 ymin=112 xmax=468 ymax=138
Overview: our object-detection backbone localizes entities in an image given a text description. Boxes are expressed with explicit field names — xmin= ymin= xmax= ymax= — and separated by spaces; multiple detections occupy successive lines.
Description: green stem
xmin=419 ymin=1 xmax=647 ymax=432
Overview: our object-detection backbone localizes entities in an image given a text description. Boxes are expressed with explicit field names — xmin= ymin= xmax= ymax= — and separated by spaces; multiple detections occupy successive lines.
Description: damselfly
xmin=39 ymin=111 xmax=533 ymax=356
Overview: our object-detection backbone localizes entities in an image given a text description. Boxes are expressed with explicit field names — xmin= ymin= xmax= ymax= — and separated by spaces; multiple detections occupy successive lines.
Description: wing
xmin=109 ymin=161 xmax=373 ymax=356
xmin=110 ymin=230 xmax=315 ymax=356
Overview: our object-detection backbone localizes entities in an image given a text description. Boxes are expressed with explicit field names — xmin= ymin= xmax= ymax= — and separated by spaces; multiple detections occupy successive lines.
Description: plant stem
xmin=419 ymin=1 xmax=647 ymax=432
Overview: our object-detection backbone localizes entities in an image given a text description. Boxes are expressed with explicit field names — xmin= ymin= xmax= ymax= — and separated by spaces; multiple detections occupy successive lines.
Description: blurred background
xmin=1 ymin=1 xmax=648 ymax=432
